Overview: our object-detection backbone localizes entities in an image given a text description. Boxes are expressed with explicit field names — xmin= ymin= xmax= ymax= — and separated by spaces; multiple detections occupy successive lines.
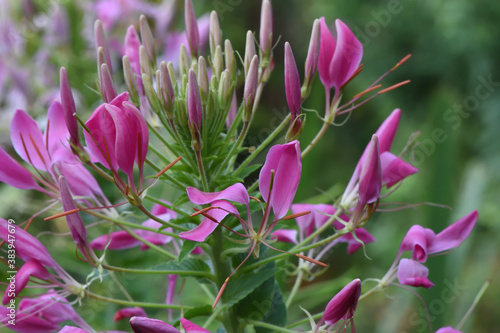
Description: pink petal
xmin=397 ymin=258 xmax=434 ymax=288
xmin=0 ymin=306 xmax=61 ymax=332
xmin=291 ymin=203 xmax=315 ymax=236
xmin=114 ymin=307 xmax=147 ymax=321
xmin=179 ymin=200 xmax=237 ymax=242
xmin=84 ymin=104 xmax=118 ymax=170
xmin=380 ymin=151 xmax=418 ymax=188
xmin=123 ymin=101 xmax=149 ymax=171
xmin=284 ymin=42 xmax=301 ymax=119
xmin=341 ymin=228 xmax=376 ymax=255
xmin=129 ymin=316 xmax=180 ymax=333
xmin=45 ymin=99 xmax=70 ymax=158
xmin=323 ymin=278 xmax=361 ymax=325
xmin=311 ymin=204 xmax=337 ymax=229
xmin=151 ymin=202 xmax=177 ymax=218
xmin=399 ymin=225 xmax=435 ymax=263
xmin=123 ymin=26 xmax=141 ymax=76
xmin=91 ymin=231 xmax=140 ymax=250
xmin=318 ymin=17 xmax=336 ymax=88
xmin=329 ymin=19 xmax=363 ymax=90
xmin=57 ymin=161 xmax=106 ymax=200
xmin=187 ymin=69 xmax=203 ymax=130
xmin=0 ymin=147 xmax=40 ymax=190
xmin=180 ymin=318 xmax=211 ymax=333
xmin=271 ymin=229 xmax=298 ymax=243
xmin=435 ymin=327 xmax=463 ymax=333
xmin=357 ymin=135 xmax=381 ymax=205
xmin=10 ymin=109 xmax=50 ymax=171
xmin=2 ymin=260 xmax=50 ymax=305
xmin=259 ymin=140 xmax=302 ymax=219
xmin=375 ymin=109 xmax=401 ymax=154
xmin=187 ymin=183 xmax=249 ymax=206
xmin=58 ymin=327 xmax=91 ymax=333
xmin=59 ymin=176 xmax=88 ymax=247
xmin=428 ymin=210 xmax=478 ymax=255
xmin=0 ymin=219 xmax=58 ymax=268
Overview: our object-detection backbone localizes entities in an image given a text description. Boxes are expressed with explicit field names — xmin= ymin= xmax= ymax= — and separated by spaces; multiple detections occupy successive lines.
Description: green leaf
xmin=151 ymin=258 xmax=211 ymax=277
xmin=172 ymin=193 xmax=189 ymax=208
xmin=237 ymin=163 xmax=262 ymax=180
xmin=222 ymin=267 xmax=277 ymax=308
xmin=235 ymin=276 xmax=275 ymax=322
xmin=178 ymin=240 xmax=199 ymax=263
xmin=255 ymin=282 xmax=287 ymax=333
xmin=172 ymin=304 xmax=213 ymax=327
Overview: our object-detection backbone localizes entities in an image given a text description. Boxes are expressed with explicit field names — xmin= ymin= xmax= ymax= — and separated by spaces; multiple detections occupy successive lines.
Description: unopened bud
xmin=139 ymin=15 xmax=155 ymax=64
xmin=209 ymin=11 xmax=222 ymax=57
xmin=302 ymin=19 xmax=320 ymax=99
xmin=94 ymin=20 xmax=112 ymax=74
xmin=142 ymin=73 xmax=159 ymax=113
xmin=218 ymin=70 xmax=232 ymax=110
xmin=213 ymin=45 xmax=223 ymax=78
xmin=244 ymin=30 xmax=256 ymax=76
xmin=224 ymin=40 xmax=236 ymax=81
xmin=100 ymin=63 xmax=116 ymax=103
xmin=187 ymin=69 xmax=203 ymax=131
xmin=259 ymin=0 xmax=273 ymax=59
xmin=167 ymin=61 xmax=177 ymax=91
xmin=179 ymin=44 xmax=190 ymax=77
xmin=184 ymin=0 xmax=200 ymax=58
xmin=122 ymin=56 xmax=140 ymax=105
xmin=243 ymin=55 xmax=259 ymax=122
xmin=198 ymin=57 xmax=209 ymax=104
xmin=284 ymin=42 xmax=301 ymax=121
xmin=59 ymin=68 xmax=79 ymax=148
xmin=160 ymin=61 xmax=175 ymax=119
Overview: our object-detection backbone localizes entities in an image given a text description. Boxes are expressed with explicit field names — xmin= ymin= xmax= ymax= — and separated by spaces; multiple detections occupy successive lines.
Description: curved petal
xmin=179 ymin=200 xmax=238 ymax=242
xmin=0 ymin=306 xmax=61 ymax=332
xmin=337 ymin=228 xmax=376 ymax=255
xmin=114 ymin=307 xmax=147 ymax=321
xmin=271 ymin=229 xmax=298 ymax=244
xmin=284 ymin=42 xmax=301 ymax=118
xmin=380 ymin=151 xmax=418 ymax=188
xmin=428 ymin=210 xmax=478 ymax=255
xmin=259 ymin=140 xmax=302 ymax=219
xmin=91 ymin=231 xmax=140 ymax=251
xmin=123 ymin=101 xmax=149 ymax=170
xmin=180 ymin=318 xmax=211 ymax=333
xmin=291 ymin=203 xmax=315 ymax=236
xmin=129 ymin=316 xmax=180 ymax=333
xmin=151 ymin=202 xmax=177 ymax=219
xmin=46 ymin=99 xmax=70 ymax=158
xmin=323 ymin=278 xmax=361 ymax=325
xmin=399 ymin=225 xmax=435 ymax=263
xmin=187 ymin=183 xmax=249 ymax=206
xmin=2 ymin=260 xmax=50 ymax=305
xmin=375 ymin=108 xmax=401 ymax=154
xmin=124 ymin=26 xmax=141 ymax=76
xmin=358 ymin=135 xmax=381 ymax=205
xmin=84 ymin=104 xmax=118 ymax=170
xmin=397 ymin=258 xmax=434 ymax=288
xmin=57 ymin=161 xmax=106 ymax=201
xmin=435 ymin=327 xmax=463 ymax=333
xmin=10 ymin=109 xmax=50 ymax=171
xmin=0 ymin=147 xmax=40 ymax=190
xmin=318 ymin=17 xmax=336 ymax=89
xmin=329 ymin=19 xmax=363 ymax=90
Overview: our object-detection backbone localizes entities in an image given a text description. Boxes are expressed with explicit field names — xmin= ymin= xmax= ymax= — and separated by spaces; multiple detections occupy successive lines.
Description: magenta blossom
xmin=316 ymin=278 xmax=361 ymax=331
xmin=318 ymin=18 xmax=363 ymax=92
xmin=435 ymin=327 xmax=463 ymax=333
xmin=84 ymin=92 xmax=149 ymax=194
xmin=114 ymin=307 xmax=147 ymax=321
xmin=397 ymin=258 xmax=434 ymax=288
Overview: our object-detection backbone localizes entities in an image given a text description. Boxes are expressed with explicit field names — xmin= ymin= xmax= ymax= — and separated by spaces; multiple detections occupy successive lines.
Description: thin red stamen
xmin=378 ymin=80 xmax=411 ymax=95
xmin=352 ymin=84 xmax=382 ymax=100
xmin=155 ymin=156 xmax=183 ymax=178
xmin=44 ymin=209 xmax=80 ymax=220
xmin=391 ymin=54 xmax=411 ymax=71
xmin=283 ymin=211 xmax=311 ymax=220
xmin=261 ymin=240 xmax=328 ymax=267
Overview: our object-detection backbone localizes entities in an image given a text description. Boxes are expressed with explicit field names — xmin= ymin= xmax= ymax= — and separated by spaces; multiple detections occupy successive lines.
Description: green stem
xmin=214 ymin=121 xmax=249 ymax=178
xmin=301 ymin=120 xmax=331 ymax=158
xmin=138 ymin=204 xmax=188 ymax=231
xmin=248 ymin=320 xmax=297 ymax=333
xmin=101 ymin=264 xmax=214 ymax=279
xmin=286 ymin=311 xmax=323 ymax=329
xmin=145 ymin=158 xmax=188 ymax=190
xmin=85 ymin=290 xmax=190 ymax=309
xmin=195 ymin=149 xmax=209 ymax=191
xmin=143 ymin=194 xmax=191 ymax=217
xmin=285 ymin=269 xmax=304 ymax=308
xmin=233 ymin=114 xmax=291 ymax=176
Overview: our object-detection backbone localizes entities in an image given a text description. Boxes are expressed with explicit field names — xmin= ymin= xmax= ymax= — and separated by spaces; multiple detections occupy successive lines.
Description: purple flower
xmin=318 ymin=18 xmax=363 ymax=91
xmin=399 ymin=210 xmax=478 ymax=263
xmin=435 ymin=327 xmax=463 ymax=333
xmin=129 ymin=316 xmax=179 ymax=333
xmin=259 ymin=0 xmax=273 ymax=58
xmin=184 ymin=0 xmax=200 ymax=58
xmin=284 ymin=42 xmax=302 ymax=136
xmin=357 ymin=135 xmax=382 ymax=207
xmin=397 ymin=258 xmax=434 ymax=288
xmin=187 ymin=69 xmax=203 ymax=131
xmin=321 ymin=278 xmax=361 ymax=326
xmin=114 ymin=307 xmax=147 ymax=321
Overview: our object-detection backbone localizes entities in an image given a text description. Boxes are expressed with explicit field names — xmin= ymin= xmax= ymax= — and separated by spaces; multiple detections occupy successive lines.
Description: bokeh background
xmin=0 ymin=0 xmax=499 ymax=332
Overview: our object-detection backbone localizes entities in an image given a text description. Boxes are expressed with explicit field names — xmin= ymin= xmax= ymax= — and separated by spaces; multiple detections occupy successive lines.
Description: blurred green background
xmin=1 ymin=0 xmax=499 ymax=332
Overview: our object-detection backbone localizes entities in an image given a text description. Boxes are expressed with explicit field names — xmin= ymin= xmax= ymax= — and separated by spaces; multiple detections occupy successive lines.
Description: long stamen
xmin=261 ymin=240 xmax=327 ymax=267
xmin=213 ymin=241 xmax=257 ymax=308
xmin=155 ymin=156 xmax=182 ymax=178
xmin=258 ymin=170 xmax=275 ymax=235
xmin=192 ymin=207 xmax=249 ymax=237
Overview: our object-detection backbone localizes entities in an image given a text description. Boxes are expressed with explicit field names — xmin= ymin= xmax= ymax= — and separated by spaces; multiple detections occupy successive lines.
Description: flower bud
xmin=218 ymin=70 xmax=232 ymax=110
xmin=302 ymin=19 xmax=320 ymax=99
xmin=284 ymin=42 xmax=301 ymax=122
xmin=197 ymin=56 xmax=209 ymax=104
xmin=139 ymin=15 xmax=155 ymax=64
xmin=129 ymin=316 xmax=179 ymax=333
xmin=139 ymin=45 xmax=152 ymax=79
xmin=358 ymin=135 xmax=381 ymax=207
xmin=243 ymin=55 xmax=259 ymax=122
xmin=244 ymin=30 xmax=256 ymax=76
xmin=187 ymin=69 xmax=203 ymax=131
xmin=94 ymin=20 xmax=112 ymax=74
xmin=259 ymin=0 xmax=273 ymax=59
xmin=123 ymin=55 xmax=140 ymax=105
xmin=99 ymin=63 xmax=117 ymax=103
xmin=142 ymin=73 xmax=159 ymax=113
xmin=179 ymin=44 xmax=190 ymax=77
xmin=167 ymin=61 xmax=177 ymax=91
xmin=59 ymin=67 xmax=79 ymax=149
xmin=184 ymin=0 xmax=200 ymax=58
xmin=224 ymin=40 xmax=236 ymax=81
xmin=213 ymin=45 xmax=223 ymax=79
xmin=322 ymin=278 xmax=361 ymax=326
xmin=160 ymin=61 xmax=175 ymax=119
xmin=209 ymin=11 xmax=221 ymax=57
